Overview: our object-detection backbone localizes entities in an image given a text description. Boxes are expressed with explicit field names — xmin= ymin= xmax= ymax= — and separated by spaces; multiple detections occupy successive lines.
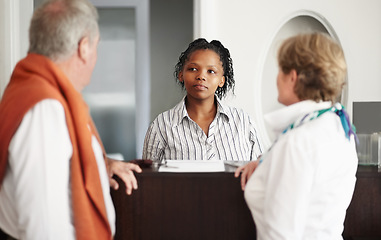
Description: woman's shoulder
xmin=152 ymin=109 xmax=174 ymax=124
xmin=151 ymin=101 xmax=185 ymax=126
xmin=220 ymin=103 xmax=253 ymax=122
xmin=281 ymin=112 xmax=347 ymax=151
xmin=218 ymin=101 xmax=246 ymax=116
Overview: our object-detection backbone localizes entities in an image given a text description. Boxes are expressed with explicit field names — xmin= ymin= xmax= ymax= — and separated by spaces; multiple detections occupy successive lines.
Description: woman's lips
xmin=193 ymin=84 xmax=207 ymax=90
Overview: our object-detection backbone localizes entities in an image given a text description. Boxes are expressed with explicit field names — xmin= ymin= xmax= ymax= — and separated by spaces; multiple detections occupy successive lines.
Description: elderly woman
xmin=236 ymin=32 xmax=358 ymax=239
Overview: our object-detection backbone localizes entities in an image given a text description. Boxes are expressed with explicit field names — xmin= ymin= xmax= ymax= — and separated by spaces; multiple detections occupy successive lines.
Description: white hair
xmin=28 ymin=0 xmax=99 ymax=61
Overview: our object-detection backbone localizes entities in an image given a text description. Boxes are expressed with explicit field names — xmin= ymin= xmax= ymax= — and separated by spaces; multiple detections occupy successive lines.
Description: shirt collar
xmin=264 ymin=100 xmax=333 ymax=137
xmin=215 ymin=96 xmax=231 ymax=121
xmin=173 ymin=95 xmax=230 ymax=127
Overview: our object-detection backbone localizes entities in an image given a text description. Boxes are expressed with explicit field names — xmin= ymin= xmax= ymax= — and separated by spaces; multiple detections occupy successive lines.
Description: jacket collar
xmin=264 ymin=100 xmax=332 ymax=137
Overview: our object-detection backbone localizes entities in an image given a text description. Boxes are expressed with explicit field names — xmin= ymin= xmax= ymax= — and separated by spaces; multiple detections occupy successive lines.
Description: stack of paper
xmin=159 ymin=160 xmax=225 ymax=173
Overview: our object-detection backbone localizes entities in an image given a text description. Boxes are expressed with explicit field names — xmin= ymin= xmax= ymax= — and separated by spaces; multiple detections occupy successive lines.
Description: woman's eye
xmin=188 ymin=67 xmax=197 ymax=71
xmin=208 ymin=70 xmax=216 ymax=74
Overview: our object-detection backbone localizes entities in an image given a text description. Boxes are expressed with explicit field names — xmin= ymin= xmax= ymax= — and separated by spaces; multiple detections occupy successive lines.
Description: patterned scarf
xmin=260 ymin=103 xmax=357 ymax=164
xmin=282 ymin=103 xmax=357 ymax=141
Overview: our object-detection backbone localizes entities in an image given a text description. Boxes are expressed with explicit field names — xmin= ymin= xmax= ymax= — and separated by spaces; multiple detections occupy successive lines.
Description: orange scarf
xmin=0 ymin=53 xmax=112 ymax=239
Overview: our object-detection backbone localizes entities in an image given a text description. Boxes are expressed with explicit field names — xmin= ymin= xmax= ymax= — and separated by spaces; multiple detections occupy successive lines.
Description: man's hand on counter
xmin=107 ymin=158 xmax=142 ymax=195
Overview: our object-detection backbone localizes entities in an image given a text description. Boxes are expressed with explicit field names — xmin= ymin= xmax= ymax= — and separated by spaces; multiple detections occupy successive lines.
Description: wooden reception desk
xmin=111 ymin=164 xmax=381 ymax=240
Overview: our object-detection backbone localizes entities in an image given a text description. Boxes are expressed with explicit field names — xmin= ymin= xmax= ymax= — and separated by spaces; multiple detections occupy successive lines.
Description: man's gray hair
xmin=28 ymin=0 xmax=99 ymax=61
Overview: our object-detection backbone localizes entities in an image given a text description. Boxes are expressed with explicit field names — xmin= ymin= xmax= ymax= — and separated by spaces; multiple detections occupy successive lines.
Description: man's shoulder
xmin=4 ymin=75 xmax=64 ymax=105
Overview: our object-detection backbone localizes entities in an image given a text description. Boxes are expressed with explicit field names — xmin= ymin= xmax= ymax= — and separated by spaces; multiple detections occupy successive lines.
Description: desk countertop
xmin=111 ymin=162 xmax=381 ymax=240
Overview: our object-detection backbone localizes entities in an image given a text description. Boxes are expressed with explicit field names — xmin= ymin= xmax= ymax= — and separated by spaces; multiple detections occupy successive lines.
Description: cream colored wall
xmin=195 ymin=0 xmax=381 ymax=148
xmin=0 ymin=0 xmax=32 ymax=98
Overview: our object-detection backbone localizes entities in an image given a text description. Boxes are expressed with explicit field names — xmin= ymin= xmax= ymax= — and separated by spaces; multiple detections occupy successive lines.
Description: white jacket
xmin=245 ymin=100 xmax=358 ymax=240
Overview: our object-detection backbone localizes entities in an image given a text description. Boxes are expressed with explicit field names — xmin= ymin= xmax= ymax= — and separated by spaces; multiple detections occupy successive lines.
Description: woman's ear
xmin=289 ymin=69 xmax=298 ymax=85
xmin=218 ymin=76 xmax=225 ymax=88
xmin=178 ymin=71 xmax=184 ymax=82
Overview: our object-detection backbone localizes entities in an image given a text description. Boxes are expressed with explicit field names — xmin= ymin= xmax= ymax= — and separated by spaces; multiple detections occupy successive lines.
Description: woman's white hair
xmin=28 ymin=0 xmax=99 ymax=61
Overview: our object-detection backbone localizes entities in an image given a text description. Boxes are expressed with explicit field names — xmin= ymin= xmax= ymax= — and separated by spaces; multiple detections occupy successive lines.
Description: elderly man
xmin=0 ymin=0 xmax=141 ymax=239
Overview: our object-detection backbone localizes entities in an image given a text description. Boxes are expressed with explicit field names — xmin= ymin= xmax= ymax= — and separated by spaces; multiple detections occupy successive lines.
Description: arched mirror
xmin=258 ymin=11 xmax=347 ymax=145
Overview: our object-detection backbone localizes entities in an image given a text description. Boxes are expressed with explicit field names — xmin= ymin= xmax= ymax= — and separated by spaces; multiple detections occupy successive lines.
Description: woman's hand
xmin=107 ymin=158 xmax=142 ymax=195
xmin=234 ymin=160 xmax=259 ymax=191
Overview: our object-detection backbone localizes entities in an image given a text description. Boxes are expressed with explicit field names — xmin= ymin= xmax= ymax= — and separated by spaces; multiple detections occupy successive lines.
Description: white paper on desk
xmin=159 ymin=160 xmax=225 ymax=172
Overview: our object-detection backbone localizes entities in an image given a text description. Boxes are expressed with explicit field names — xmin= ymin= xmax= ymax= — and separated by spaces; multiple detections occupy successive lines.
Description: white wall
xmin=2 ymin=0 xmax=381 ymax=150
xmin=195 ymin=0 xmax=381 ymax=148
xmin=0 ymin=0 xmax=33 ymax=98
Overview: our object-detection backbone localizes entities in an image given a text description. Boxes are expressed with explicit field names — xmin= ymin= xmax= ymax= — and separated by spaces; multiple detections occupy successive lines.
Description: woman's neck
xmin=185 ymin=96 xmax=217 ymax=136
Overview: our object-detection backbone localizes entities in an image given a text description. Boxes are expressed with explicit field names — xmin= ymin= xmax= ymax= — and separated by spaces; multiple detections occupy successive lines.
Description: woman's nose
xmin=196 ymin=72 xmax=206 ymax=80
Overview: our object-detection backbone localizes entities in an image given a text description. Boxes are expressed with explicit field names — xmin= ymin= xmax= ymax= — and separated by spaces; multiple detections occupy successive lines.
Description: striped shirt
xmin=142 ymin=96 xmax=263 ymax=161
